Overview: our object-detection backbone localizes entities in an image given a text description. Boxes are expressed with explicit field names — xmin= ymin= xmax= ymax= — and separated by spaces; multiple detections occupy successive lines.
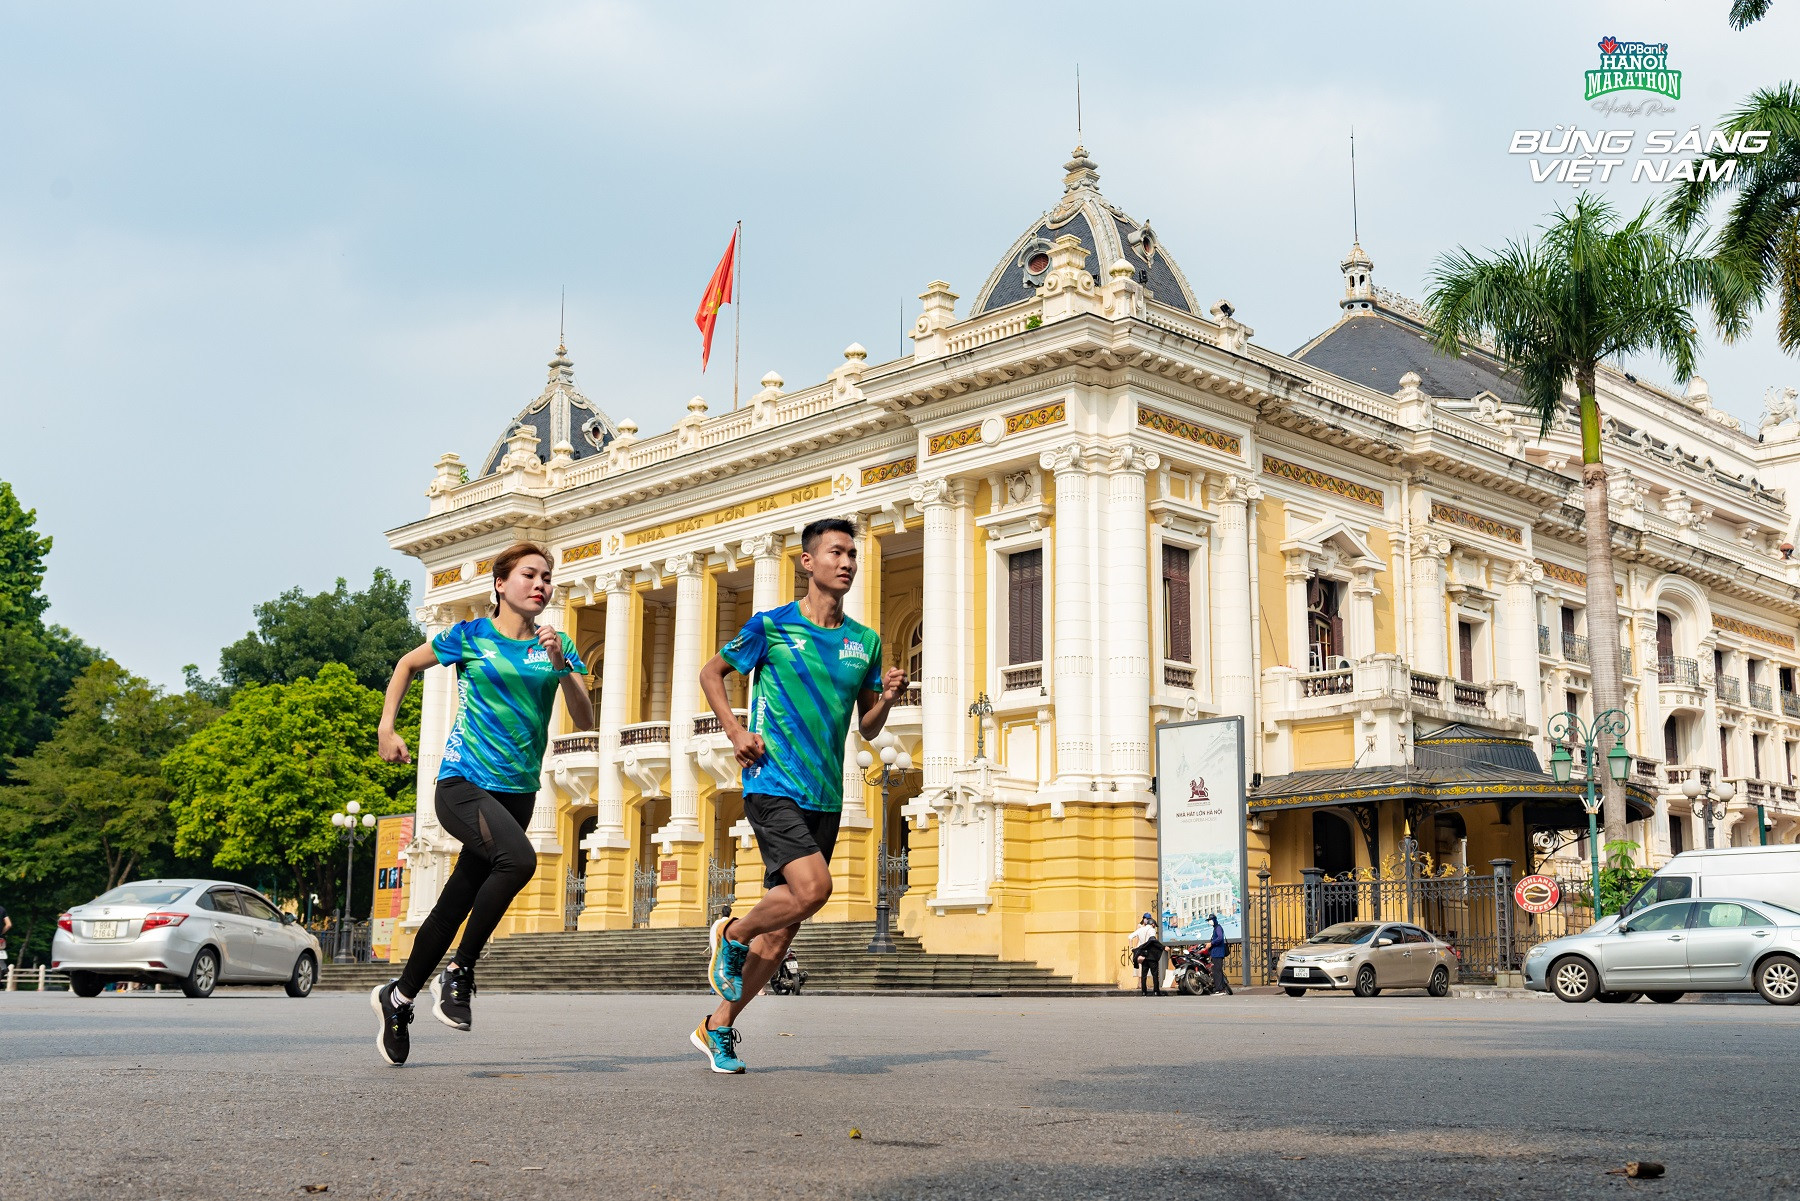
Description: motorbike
xmin=767 ymin=947 xmax=808 ymax=995
xmin=1167 ymin=945 xmax=1215 ymax=996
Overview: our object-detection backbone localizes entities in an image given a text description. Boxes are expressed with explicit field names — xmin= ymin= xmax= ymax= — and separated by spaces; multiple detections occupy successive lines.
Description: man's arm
xmin=701 ymin=654 xmax=763 ymax=768
xmin=856 ymin=666 xmax=910 ymax=741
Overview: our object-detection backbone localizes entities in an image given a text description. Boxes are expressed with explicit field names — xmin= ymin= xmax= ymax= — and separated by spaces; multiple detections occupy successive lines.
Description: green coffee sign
xmin=1585 ymin=36 xmax=1680 ymax=102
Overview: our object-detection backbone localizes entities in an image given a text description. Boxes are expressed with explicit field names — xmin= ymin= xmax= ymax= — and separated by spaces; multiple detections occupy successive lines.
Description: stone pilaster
xmin=1042 ymin=446 xmax=1094 ymax=791
xmin=1211 ymin=475 xmax=1254 ymax=730
xmin=1101 ymin=445 xmax=1157 ymax=792
xmin=1502 ymin=559 xmax=1546 ymax=743
xmin=1411 ymin=535 xmax=1451 ymax=676
xmin=913 ymin=477 xmax=965 ymax=789
xmin=579 ymin=571 xmax=634 ymax=929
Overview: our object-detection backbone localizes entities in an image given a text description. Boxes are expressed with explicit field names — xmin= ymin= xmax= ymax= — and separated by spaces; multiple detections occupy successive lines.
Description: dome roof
xmin=967 ymin=145 xmax=1200 ymax=317
xmin=479 ymin=344 xmax=620 ymax=477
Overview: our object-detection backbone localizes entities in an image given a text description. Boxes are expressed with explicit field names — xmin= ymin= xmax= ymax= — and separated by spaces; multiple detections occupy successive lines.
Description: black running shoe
xmin=371 ymin=980 xmax=413 ymax=1066
xmin=430 ymin=962 xmax=475 ymax=1031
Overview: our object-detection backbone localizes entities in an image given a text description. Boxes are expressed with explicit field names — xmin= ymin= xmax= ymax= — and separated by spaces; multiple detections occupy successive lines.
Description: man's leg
xmin=709 ymin=854 xmax=831 ymax=1032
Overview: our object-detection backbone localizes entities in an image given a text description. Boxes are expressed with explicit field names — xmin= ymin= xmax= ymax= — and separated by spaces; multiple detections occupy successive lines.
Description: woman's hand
xmin=379 ymin=728 xmax=412 ymax=764
xmin=536 ymin=625 xmax=568 ymax=670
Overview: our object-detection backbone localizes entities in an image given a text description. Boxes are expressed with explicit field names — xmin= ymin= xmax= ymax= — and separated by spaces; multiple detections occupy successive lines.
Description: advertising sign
xmin=369 ymin=813 xmax=413 ymax=961
xmin=1513 ymin=874 xmax=1562 ymax=914
xmin=1154 ymin=717 xmax=1248 ymax=946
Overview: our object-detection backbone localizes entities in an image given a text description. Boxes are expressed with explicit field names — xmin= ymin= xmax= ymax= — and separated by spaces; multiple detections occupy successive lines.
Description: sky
xmin=4 ymin=1 xmax=1799 ymax=690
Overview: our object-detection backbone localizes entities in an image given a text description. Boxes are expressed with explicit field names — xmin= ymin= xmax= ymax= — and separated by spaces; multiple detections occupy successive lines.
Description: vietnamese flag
xmin=694 ymin=227 xmax=737 ymax=370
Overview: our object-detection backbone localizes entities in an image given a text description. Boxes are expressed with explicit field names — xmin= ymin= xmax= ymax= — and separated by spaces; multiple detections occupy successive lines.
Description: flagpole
xmin=733 ymin=220 xmax=742 ymax=410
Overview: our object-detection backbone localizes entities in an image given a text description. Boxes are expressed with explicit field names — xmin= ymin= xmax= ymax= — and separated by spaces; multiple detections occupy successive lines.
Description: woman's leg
xmin=446 ymin=787 xmax=537 ymax=969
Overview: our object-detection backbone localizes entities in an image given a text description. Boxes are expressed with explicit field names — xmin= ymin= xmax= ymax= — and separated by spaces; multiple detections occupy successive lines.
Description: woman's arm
xmin=378 ymin=643 xmax=442 ymax=764
xmin=559 ymin=671 xmax=595 ymax=731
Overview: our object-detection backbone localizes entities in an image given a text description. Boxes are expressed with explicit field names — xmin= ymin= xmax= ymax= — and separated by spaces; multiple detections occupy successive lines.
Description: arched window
xmin=908 ymin=620 xmax=923 ymax=681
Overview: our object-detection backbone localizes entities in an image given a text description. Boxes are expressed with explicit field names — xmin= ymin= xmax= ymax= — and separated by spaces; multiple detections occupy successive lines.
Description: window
xmin=1668 ymin=812 xmax=1685 ymax=855
xmin=1306 ymin=578 xmax=1343 ymax=670
xmin=1783 ymin=666 xmax=1796 ymax=695
xmin=1565 ymin=691 xmax=1580 ymax=719
xmin=1694 ymin=901 xmax=1769 ymax=928
xmin=237 ymin=892 xmax=280 ymax=923
xmin=1624 ymin=875 xmax=1693 ymax=915
xmin=204 ymin=888 xmax=242 ymax=915
xmin=93 ymin=883 xmax=193 ymax=908
xmin=1561 ymin=606 xmax=1577 ymax=638
xmin=1006 ymin=548 xmax=1043 ymax=665
xmin=1457 ymin=621 xmax=1475 ymax=682
xmin=1753 ymin=734 xmax=1765 ymax=779
xmin=1162 ymin=545 xmax=1193 ymax=664
xmin=1719 ymin=726 xmax=1731 ymax=777
xmin=903 ymin=620 xmax=923 ymax=683
xmin=1656 ymin=612 xmax=1674 ymax=661
xmin=1626 ymin=902 xmax=1694 ymax=932
xmin=1663 ymin=716 xmax=1680 ymax=764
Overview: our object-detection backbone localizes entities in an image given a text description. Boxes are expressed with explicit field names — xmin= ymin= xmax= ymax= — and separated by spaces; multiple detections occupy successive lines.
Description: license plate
xmin=90 ymin=921 xmax=124 ymax=939
xmin=1291 ymin=965 xmax=1311 ymax=978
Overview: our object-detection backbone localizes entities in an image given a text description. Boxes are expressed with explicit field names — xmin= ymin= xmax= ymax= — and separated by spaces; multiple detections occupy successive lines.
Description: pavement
xmin=4 ymin=987 xmax=1796 ymax=1200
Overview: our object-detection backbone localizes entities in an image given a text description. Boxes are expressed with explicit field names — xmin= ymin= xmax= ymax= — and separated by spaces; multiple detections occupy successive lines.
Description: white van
xmin=1622 ymin=845 xmax=1800 ymax=917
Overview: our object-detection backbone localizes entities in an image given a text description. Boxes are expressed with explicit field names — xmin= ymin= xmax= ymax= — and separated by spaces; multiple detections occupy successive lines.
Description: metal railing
xmin=564 ymin=870 xmax=586 ymax=931
xmin=706 ymin=858 xmax=737 ymax=921
xmin=1784 ymin=691 xmax=1800 ymax=718
xmin=1751 ymin=682 xmax=1775 ymax=711
xmin=900 ymin=683 xmax=923 ymax=707
xmin=632 ymin=865 xmax=659 ymax=928
xmin=1300 ymin=668 xmax=1353 ymax=697
xmin=1658 ymin=656 xmax=1700 ymax=687
xmin=1163 ymin=662 xmax=1197 ymax=690
xmin=1537 ymin=625 xmax=1551 ymax=656
xmin=881 ymin=849 xmax=911 ymax=897
xmin=307 ymin=920 xmax=372 ymax=964
xmin=1001 ymin=662 xmax=1043 ymax=692
xmin=1718 ymin=675 xmax=1744 ymax=705
xmin=1561 ymin=632 xmax=1589 ymax=664
xmin=3 ymin=964 xmax=71 ymax=991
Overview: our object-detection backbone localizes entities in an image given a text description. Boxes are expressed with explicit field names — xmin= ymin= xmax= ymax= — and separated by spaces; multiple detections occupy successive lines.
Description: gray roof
xmin=480 ymin=345 xmax=620 ymax=477
xmin=1294 ymin=311 xmax=1521 ymax=403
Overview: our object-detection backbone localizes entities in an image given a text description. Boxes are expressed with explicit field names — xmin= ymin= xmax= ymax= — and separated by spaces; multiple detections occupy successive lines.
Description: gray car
xmin=1277 ymin=920 xmax=1459 ymax=998
xmin=1524 ymin=896 xmax=1800 ymax=1006
xmin=51 ymin=879 xmax=322 ymax=999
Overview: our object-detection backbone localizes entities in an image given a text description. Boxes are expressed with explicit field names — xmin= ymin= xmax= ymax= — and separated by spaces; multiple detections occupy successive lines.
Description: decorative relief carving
xmin=1535 ymin=559 xmax=1587 ymax=588
xmin=1261 ymin=455 xmax=1383 ymax=507
xmin=1136 ymin=404 xmax=1242 ymax=455
xmin=1004 ymin=400 xmax=1066 ymax=435
xmin=861 ymin=455 xmax=917 ymax=486
xmin=429 ymin=566 xmax=464 ymax=589
xmin=928 ymin=423 xmax=982 ymax=455
xmin=1429 ymin=501 xmax=1522 ymax=544
xmin=1713 ymin=614 xmax=1797 ymax=651
xmin=563 ymin=539 xmax=607 ymax=564
xmin=475 ymin=558 xmax=495 ymax=576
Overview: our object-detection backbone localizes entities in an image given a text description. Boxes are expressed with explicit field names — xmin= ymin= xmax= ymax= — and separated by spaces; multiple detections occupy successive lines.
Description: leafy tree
xmin=164 ymin=663 xmax=419 ymax=912
xmin=0 ymin=482 xmax=100 ymax=773
xmin=1730 ymin=0 xmax=1773 ymax=29
xmin=0 ymin=660 xmax=217 ymax=963
xmin=1665 ymin=83 xmax=1800 ymax=353
xmin=216 ymin=568 xmax=423 ymax=694
xmin=1427 ymin=195 xmax=1715 ymax=844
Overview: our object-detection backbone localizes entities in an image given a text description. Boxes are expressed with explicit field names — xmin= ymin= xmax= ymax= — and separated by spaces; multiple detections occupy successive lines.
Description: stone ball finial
xmin=761 ymin=371 xmax=784 ymax=390
xmin=843 ymin=343 xmax=867 ymax=362
xmin=687 ymin=395 xmax=708 ymax=416
xmin=617 ymin=418 xmax=638 ymax=438
xmin=1109 ymin=259 xmax=1135 ymax=280
xmin=1399 ymin=370 xmax=1423 ymax=389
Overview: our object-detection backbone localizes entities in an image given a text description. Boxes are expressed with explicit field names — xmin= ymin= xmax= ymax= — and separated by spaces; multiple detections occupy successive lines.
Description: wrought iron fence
xmin=307 ymin=920 xmax=372 ymax=964
xmin=632 ymin=865 xmax=659 ymax=928
xmin=1658 ymin=655 xmax=1699 ymax=687
xmin=564 ymin=870 xmax=586 ymax=931
xmin=706 ymin=858 xmax=737 ymax=920
xmin=881 ymin=849 xmax=911 ymax=898
xmin=1562 ymin=632 xmax=1589 ymax=664
xmin=1537 ymin=625 xmax=1551 ymax=656
xmin=1719 ymin=675 xmax=1744 ymax=705
xmin=1751 ymin=682 xmax=1774 ymax=711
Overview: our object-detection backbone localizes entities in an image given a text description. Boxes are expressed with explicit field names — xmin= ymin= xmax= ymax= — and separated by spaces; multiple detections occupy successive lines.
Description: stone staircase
xmin=319 ymin=922 xmax=1107 ymax=995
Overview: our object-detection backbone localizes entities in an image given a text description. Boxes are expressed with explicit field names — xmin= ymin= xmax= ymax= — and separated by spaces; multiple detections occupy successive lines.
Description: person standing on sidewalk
xmin=1129 ymin=912 xmax=1165 ymax=996
xmin=1206 ymin=913 xmax=1234 ymax=996
xmin=369 ymin=542 xmax=591 ymax=1066
xmin=691 ymin=518 xmax=907 ymax=1073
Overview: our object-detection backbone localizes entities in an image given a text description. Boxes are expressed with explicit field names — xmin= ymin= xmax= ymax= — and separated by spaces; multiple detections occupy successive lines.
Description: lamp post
xmin=1545 ymin=708 xmax=1632 ymax=915
xmin=1681 ymin=776 xmax=1736 ymax=849
xmin=329 ymin=801 xmax=377 ymax=962
xmin=856 ymin=731 xmax=918 ymax=954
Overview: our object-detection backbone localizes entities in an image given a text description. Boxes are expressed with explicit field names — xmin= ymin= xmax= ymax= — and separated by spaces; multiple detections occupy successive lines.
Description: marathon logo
xmin=838 ymin=638 xmax=871 ymax=665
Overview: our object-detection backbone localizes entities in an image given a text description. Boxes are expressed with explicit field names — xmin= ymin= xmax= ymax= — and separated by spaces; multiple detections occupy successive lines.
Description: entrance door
xmin=1313 ymin=812 xmax=1358 ymax=926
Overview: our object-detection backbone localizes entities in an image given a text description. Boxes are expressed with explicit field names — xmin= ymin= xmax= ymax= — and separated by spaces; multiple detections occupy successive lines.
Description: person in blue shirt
xmin=1206 ymin=913 xmax=1234 ymax=996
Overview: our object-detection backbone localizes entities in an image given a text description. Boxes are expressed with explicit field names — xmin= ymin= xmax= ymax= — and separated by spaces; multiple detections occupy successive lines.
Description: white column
xmin=1039 ymin=447 xmax=1093 ymax=790
xmin=840 ymin=516 xmax=873 ymax=828
xmin=1349 ymin=567 xmax=1378 ymax=661
xmin=405 ymin=604 xmax=460 ymax=927
xmin=1101 ymin=446 xmax=1157 ymax=790
xmin=647 ymin=601 xmax=672 ymax=721
xmin=659 ymin=554 xmax=706 ymax=842
xmin=586 ymin=571 xmax=633 ymax=850
xmin=525 ymin=586 xmax=571 ymax=852
xmin=913 ymin=477 xmax=963 ymax=789
xmin=1502 ymin=560 xmax=1544 ymax=741
xmin=1411 ymin=537 xmax=1450 ymax=676
xmin=1211 ymin=475 xmax=1254 ymax=728
xmin=743 ymin=533 xmax=784 ymax=614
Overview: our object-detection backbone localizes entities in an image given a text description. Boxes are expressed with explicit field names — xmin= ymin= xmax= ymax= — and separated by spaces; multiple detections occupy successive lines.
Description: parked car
xmin=51 ymin=879 xmax=322 ymax=999
xmin=1524 ymin=896 xmax=1800 ymax=1006
xmin=1616 ymin=846 xmax=1800 ymax=925
xmin=1277 ymin=920 xmax=1458 ymax=998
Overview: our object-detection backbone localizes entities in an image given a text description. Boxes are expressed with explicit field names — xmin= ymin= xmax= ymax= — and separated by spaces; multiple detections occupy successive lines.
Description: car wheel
xmin=1645 ymin=991 xmax=1685 ymax=1005
xmin=1755 ymin=954 xmax=1800 ymax=1006
xmin=1597 ymin=991 xmax=1643 ymax=1004
xmin=285 ymin=952 xmax=317 ymax=998
xmin=1549 ymin=955 xmax=1598 ymax=1003
xmin=69 ymin=971 xmax=105 ymax=998
xmin=1284 ymin=987 xmax=1307 ymax=998
xmin=182 ymin=947 xmax=219 ymax=999
xmin=1427 ymin=966 xmax=1450 ymax=998
xmin=1353 ymin=965 xmax=1381 ymax=998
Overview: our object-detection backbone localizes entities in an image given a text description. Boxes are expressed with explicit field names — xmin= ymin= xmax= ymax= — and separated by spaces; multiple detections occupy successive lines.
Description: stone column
xmin=579 ymin=571 xmax=634 ymax=929
xmin=1411 ymin=536 xmax=1451 ymax=676
xmin=913 ymin=477 xmax=963 ymax=789
xmin=1349 ymin=566 xmax=1379 ymax=661
xmin=1211 ymin=475 xmax=1254 ymax=731
xmin=839 ymin=515 xmax=873 ymax=829
xmin=1502 ymin=560 xmax=1545 ymax=741
xmin=824 ymin=518 xmax=876 ymax=920
xmin=653 ymin=554 xmax=707 ymax=925
xmin=400 ymin=604 xmax=460 ymax=949
xmin=1042 ymin=446 xmax=1094 ymax=791
xmin=1101 ymin=445 xmax=1157 ymax=792
xmin=744 ymin=533 xmax=784 ymax=615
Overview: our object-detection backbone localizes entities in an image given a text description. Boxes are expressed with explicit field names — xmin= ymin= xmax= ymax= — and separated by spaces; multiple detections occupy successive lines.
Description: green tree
xmin=164 ymin=663 xmax=419 ymax=911
xmin=1730 ymin=0 xmax=1773 ymax=29
xmin=215 ymin=568 xmax=423 ymax=694
xmin=1665 ymin=83 xmax=1800 ymax=353
xmin=1426 ymin=195 xmax=1714 ymax=844
xmin=0 ymin=660 xmax=216 ymax=963
xmin=0 ymin=482 xmax=98 ymax=773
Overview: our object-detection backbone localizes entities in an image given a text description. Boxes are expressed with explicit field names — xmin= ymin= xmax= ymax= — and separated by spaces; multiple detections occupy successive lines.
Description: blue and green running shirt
xmin=432 ymin=618 xmax=587 ymax=795
xmin=720 ymin=602 xmax=884 ymax=813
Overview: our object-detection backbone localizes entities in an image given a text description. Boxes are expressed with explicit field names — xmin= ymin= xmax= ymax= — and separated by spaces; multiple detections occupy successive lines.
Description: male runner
xmin=691 ymin=517 xmax=907 ymax=1072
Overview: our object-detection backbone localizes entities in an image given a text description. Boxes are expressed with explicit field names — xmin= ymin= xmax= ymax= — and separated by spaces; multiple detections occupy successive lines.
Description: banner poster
xmin=1154 ymin=717 xmax=1248 ymax=944
xmin=369 ymin=814 xmax=414 ymax=961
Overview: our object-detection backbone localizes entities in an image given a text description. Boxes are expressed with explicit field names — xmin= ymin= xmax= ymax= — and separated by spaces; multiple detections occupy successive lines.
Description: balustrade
xmin=1163 ymin=662 xmax=1197 ymax=690
xmin=1001 ymin=662 xmax=1044 ymax=692
xmin=1658 ymin=656 xmax=1700 ymax=687
xmin=1750 ymin=682 xmax=1774 ymax=711
xmin=1561 ymin=632 xmax=1589 ymax=664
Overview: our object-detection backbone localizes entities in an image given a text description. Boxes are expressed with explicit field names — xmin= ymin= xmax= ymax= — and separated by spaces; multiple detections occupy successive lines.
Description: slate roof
xmin=479 ymin=345 xmax=620 ymax=477
xmin=1293 ymin=311 xmax=1521 ymax=403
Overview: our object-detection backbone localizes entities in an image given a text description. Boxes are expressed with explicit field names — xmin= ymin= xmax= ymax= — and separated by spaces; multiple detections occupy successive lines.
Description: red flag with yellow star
xmin=694 ymin=227 xmax=737 ymax=370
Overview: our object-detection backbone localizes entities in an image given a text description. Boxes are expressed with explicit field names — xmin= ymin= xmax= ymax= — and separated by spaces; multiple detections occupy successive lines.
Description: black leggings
xmin=1138 ymin=948 xmax=1163 ymax=994
xmin=398 ymin=777 xmax=537 ymax=996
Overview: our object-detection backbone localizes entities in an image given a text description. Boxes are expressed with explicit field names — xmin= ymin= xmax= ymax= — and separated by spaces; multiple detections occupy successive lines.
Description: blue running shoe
xmin=690 ymin=1017 xmax=746 ymax=1073
xmin=708 ymin=915 xmax=749 ymax=1002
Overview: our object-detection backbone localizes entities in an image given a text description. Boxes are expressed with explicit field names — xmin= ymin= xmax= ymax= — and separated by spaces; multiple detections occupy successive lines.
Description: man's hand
xmin=879 ymin=666 xmax=909 ymax=702
xmin=379 ymin=728 xmax=412 ymax=765
xmin=536 ymin=625 xmax=568 ymax=670
xmin=729 ymin=727 xmax=766 ymax=769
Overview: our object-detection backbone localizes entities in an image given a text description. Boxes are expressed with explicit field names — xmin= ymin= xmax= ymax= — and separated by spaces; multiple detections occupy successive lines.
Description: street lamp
xmin=1545 ymin=708 xmax=1632 ymax=914
xmin=329 ymin=801 xmax=377 ymax=962
xmin=1680 ymin=775 xmax=1736 ymax=850
xmin=856 ymin=731 xmax=918 ymax=954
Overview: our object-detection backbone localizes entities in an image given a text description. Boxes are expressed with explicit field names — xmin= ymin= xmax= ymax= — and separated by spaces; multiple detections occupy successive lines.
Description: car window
xmin=1694 ymin=902 xmax=1768 ymax=928
xmin=1625 ymin=875 xmax=1693 ymax=915
xmin=206 ymin=888 xmax=242 ymax=915
xmin=93 ymin=883 xmax=193 ymax=908
xmin=1625 ymin=902 xmax=1693 ymax=932
xmin=1309 ymin=923 xmax=1380 ymax=945
xmin=237 ymin=893 xmax=280 ymax=923
xmin=1401 ymin=927 xmax=1431 ymax=944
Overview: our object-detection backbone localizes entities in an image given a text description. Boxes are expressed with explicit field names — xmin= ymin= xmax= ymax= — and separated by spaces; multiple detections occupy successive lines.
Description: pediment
xmin=1280 ymin=516 xmax=1384 ymax=573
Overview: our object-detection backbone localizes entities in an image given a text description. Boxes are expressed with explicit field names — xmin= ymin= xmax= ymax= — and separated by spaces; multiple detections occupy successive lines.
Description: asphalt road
xmin=4 ymin=987 xmax=1796 ymax=1200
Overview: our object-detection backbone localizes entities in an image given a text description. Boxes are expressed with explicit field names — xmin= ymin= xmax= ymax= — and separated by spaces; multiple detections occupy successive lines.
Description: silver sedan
xmin=1277 ymin=920 xmax=1459 ymax=997
xmin=51 ymin=879 xmax=323 ymax=999
xmin=1524 ymin=896 xmax=1800 ymax=1006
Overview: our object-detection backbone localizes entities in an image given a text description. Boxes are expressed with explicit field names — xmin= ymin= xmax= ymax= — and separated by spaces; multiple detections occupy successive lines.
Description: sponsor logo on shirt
xmin=524 ymin=645 xmax=554 ymax=666
xmin=838 ymin=637 xmax=871 ymax=665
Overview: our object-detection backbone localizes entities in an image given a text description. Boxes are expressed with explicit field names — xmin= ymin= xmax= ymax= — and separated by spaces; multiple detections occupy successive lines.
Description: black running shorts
xmin=743 ymin=792 xmax=840 ymax=890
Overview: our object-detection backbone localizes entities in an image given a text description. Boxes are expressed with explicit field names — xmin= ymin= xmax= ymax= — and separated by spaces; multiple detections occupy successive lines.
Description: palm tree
xmin=1665 ymin=83 xmax=1800 ymax=353
xmin=1425 ymin=194 xmax=1713 ymax=844
xmin=1730 ymin=0 xmax=1773 ymax=28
